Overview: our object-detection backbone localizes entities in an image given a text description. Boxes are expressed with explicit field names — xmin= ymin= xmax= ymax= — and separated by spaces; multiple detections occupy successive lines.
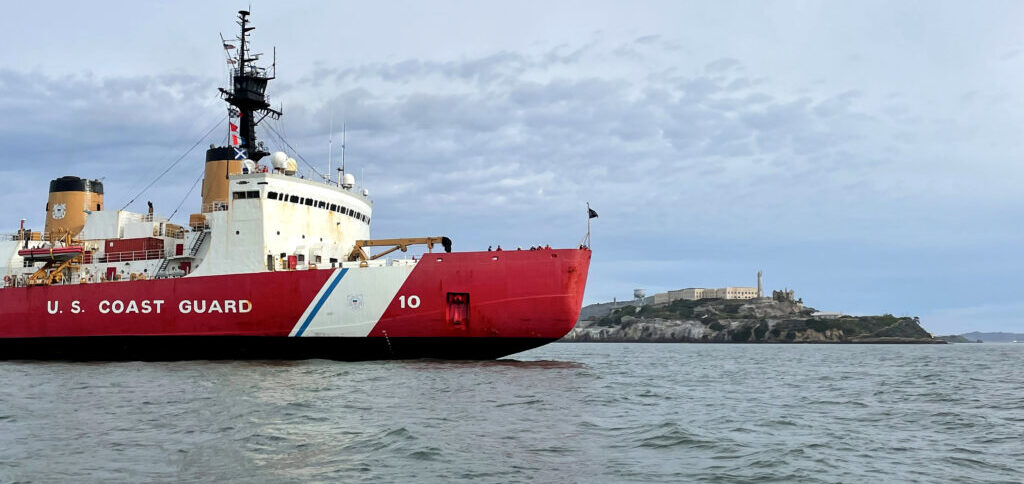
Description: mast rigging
xmin=217 ymin=9 xmax=281 ymax=162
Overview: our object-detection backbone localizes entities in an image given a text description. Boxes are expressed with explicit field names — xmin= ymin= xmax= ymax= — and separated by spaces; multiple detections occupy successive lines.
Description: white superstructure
xmin=191 ymin=171 xmax=372 ymax=276
xmin=1 ymin=166 xmax=374 ymax=288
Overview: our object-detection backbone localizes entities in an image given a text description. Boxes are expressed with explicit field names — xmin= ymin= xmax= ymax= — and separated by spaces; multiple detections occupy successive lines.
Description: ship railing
xmin=164 ymin=227 xmax=187 ymax=239
xmin=121 ymin=212 xmax=155 ymax=223
xmin=201 ymin=201 xmax=230 ymax=214
xmin=190 ymin=219 xmax=209 ymax=231
xmin=2 ymin=231 xmax=80 ymax=244
xmin=99 ymin=249 xmax=166 ymax=263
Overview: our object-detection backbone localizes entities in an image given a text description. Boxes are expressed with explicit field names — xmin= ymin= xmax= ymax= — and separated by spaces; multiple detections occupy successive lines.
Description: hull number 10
xmin=398 ymin=295 xmax=421 ymax=309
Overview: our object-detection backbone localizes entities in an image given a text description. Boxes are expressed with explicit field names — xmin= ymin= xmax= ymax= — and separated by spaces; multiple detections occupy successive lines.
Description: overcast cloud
xmin=1 ymin=1 xmax=1022 ymax=334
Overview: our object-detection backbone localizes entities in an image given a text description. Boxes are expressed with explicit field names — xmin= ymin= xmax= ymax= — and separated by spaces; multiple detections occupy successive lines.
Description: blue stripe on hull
xmin=294 ymin=268 xmax=348 ymax=337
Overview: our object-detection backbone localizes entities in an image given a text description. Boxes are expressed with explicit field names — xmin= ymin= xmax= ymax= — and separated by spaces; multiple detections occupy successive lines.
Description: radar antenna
xmin=218 ymin=9 xmax=281 ymax=162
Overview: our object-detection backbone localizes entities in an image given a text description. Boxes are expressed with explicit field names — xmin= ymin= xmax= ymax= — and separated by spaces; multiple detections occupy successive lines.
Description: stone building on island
xmin=649 ymin=271 xmax=765 ymax=305
xmin=652 ymin=286 xmax=759 ymax=304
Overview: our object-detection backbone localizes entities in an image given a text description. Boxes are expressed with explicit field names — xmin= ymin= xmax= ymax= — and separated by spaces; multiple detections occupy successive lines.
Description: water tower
xmin=633 ymin=288 xmax=646 ymax=305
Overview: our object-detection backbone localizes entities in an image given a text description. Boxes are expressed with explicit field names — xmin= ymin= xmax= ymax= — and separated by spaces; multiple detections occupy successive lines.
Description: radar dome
xmin=342 ymin=173 xmax=355 ymax=189
xmin=241 ymin=159 xmax=256 ymax=174
xmin=270 ymin=151 xmax=288 ymax=169
xmin=284 ymin=158 xmax=298 ymax=176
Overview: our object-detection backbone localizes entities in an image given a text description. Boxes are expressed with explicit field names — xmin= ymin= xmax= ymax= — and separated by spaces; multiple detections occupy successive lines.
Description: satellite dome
xmin=284 ymin=158 xmax=298 ymax=175
xmin=342 ymin=173 xmax=355 ymax=189
xmin=241 ymin=159 xmax=256 ymax=174
xmin=270 ymin=151 xmax=288 ymax=169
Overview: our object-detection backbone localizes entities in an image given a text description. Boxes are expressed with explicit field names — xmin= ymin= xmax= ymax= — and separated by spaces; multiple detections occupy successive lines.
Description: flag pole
xmin=586 ymin=202 xmax=591 ymax=248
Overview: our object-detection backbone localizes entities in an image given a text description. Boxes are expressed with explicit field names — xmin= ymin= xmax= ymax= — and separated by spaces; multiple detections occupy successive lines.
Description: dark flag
xmin=588 ymin=207 xmax=599 ymax=219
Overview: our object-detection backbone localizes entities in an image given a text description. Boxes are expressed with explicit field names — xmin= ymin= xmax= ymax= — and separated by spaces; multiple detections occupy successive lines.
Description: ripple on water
xmin=632 ymin=423 xmax=722 ymax=450
xmin=2 ymin=344 xmax=1024 ymax=483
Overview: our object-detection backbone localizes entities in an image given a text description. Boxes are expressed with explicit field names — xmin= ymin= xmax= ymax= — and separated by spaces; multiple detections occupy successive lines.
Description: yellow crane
xmin=346 ymin=237 xmax=452 ymax=262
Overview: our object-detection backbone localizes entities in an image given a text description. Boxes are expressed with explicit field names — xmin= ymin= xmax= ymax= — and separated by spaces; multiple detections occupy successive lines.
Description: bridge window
xmin=289 ymin=195 xmax=299 ymax=203
xmin=246 ymin=191 xmax=259 ymax=199
xmin=329 ymin=204 xmax=337 ymax=212
xmin=304 ymin=198 xmax=313 ymax=206
xmin=268 ymin=191 xmax=279 ymax=200
xmin=318 ymin=201 xmax=326 ymax=209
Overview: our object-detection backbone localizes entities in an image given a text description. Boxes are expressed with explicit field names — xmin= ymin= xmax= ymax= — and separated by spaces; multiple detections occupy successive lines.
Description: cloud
xmin=705 ymin=57 xmax=742 ymax=74
xmin=2 ymin=32 xmax=1022 ymax=330
xmin=0 ymin=44 xmax=1006 ymax=247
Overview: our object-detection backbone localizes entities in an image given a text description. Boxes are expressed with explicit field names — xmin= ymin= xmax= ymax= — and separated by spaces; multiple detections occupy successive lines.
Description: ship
xmin=0 ymin=10 xmax=590 ymax=361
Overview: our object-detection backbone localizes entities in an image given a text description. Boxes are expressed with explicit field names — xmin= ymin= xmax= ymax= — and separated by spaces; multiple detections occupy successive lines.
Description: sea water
xmin=1 ymin=343 xmax=1021 ymax=483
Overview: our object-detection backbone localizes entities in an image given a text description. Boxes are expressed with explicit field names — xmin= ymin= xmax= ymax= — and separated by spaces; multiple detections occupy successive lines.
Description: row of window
xmin=232 ymin=190 xmax=370 ymax=224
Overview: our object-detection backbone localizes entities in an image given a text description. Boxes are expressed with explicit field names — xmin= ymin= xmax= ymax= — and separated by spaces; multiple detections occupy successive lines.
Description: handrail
xmin=3 ymin=228 xmax=183 ymax=241
xmin=1 ymin=231 xmax=78 ymax=244
xmin=101 ymin=248 xmax=166 ymax=263
xmin=201 ymin=201 xmax=229 ymax=213
xmin=120 ymin=212 xmax=155 ymax=223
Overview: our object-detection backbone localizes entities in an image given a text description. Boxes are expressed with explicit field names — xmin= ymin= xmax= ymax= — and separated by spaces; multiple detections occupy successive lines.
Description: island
xmin=563 ymin=296 xmax=944 ymax=344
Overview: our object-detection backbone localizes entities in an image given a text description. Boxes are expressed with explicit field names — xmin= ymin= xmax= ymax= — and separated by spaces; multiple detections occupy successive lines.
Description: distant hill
xmin=935 ymin=334 xmax=980 ymax=343
xmin=960 ymin=332 xmax=1024 ymax=343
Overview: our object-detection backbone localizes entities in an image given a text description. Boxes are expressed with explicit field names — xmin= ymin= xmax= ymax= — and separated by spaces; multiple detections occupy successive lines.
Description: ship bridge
xmin=189 ymin=171 xmax=373 ymax=276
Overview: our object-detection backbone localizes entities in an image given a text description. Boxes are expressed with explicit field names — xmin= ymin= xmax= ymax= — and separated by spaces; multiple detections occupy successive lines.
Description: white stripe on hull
xmin=290 ymin=265 xmax=415 ymax=337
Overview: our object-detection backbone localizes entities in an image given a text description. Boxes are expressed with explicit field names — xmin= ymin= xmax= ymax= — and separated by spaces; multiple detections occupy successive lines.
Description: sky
xmin=1 ymin=1 xmax=1022 ymax=334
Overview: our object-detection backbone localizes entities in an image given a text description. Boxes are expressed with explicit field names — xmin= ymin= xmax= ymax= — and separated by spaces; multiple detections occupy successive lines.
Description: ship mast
xmin=218 ymin=9 xmax=281 ymax=162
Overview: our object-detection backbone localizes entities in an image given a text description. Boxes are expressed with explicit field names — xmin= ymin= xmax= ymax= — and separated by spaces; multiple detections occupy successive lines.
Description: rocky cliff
xmin=563 ymin=298 xmax=943 ymax=344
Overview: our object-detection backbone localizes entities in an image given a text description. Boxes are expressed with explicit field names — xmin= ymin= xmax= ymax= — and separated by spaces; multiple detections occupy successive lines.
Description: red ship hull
xmin=0 ymin=249 xmax=590 ymax=360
